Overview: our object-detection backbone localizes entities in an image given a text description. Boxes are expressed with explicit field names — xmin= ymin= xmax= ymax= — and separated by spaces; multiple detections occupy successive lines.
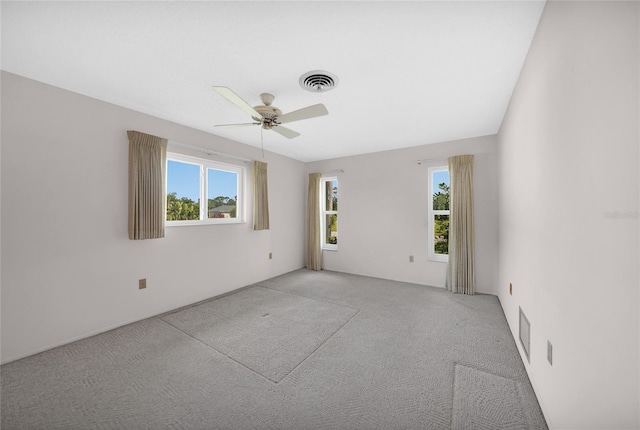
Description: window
xmin=320 ymin=177 xmax=338 ymax=250
xmin=166 ymin=152 xmax=244 ymax=225
xmin=428 ymin=166 xmax=449 ymax=261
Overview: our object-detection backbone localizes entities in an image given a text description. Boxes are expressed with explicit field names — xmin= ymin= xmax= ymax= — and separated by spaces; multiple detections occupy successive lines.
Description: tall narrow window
xmin=320 ymin=177 xmax=338 ymax=250
xmin=428 ymin=167 xmax=449 ymax=261
xmin=207 ymin=168 xmax=239 ymax=220
xmin=166 ymin=152 xmax=243 ymax=225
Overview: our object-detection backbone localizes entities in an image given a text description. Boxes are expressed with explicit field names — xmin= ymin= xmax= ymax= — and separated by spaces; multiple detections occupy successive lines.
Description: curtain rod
xmin=168 ymin=141 xmax=252 ymax=164
xmin=417 ymin=157 xmax=448 ymax=165
xmin=324 ymin=169 xmax=344 ymax=174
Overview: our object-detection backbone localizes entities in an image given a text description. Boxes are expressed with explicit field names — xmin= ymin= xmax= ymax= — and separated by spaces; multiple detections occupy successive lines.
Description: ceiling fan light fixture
xmin=299 ymin=70 xmax=338 ymax=92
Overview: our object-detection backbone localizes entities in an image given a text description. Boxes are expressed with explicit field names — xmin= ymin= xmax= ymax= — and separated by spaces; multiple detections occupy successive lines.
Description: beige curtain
xmin=306 ymin=173 xmax=323 ymax=270
xmin=447 ymin=155 xmax=476 ymax=294
xmin=252 ymin=161 xmax=270 ymax=230
xmin=127 ymin=130 xmax=167 ymax=240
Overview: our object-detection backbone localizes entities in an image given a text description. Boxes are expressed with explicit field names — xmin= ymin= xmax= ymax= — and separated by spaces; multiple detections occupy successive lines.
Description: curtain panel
xmin=447 ymin=155 xmax=476 ymax=294
xmin=127 ymin=130 xmax=167 ymax=240
xmin=252 ymin=160 xmax=270 ymax=230
xmin=306 ymin=173 xmax=323 ymax=271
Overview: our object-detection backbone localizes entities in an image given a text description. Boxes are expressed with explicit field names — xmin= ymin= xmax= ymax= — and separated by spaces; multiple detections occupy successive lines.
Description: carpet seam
xmin=450 ymin=361 xmax=458 ymax=429
xmin=255 ymin=284 xmax=361 ymax=311
xmin=155 ymin=317 xmax=278 ymax=384
xmin=156 ymin=284 xmax=256 ymax=319
xmin=452 ymin=361 xmax=538 ymax=429
xmin=453 ymin=360 xmax=521 ymax=381
xmin=277 ymin=308 xmax=361 ymax=384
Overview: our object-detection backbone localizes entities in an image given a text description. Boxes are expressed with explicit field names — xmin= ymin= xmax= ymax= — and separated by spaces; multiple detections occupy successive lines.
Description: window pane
xmin=434 ymin=214 xmax=449 ymax=255
xmin=325 ymin=180 xmax=338 ymax=211
xmin=325 ymin=214 xmax=338 ymax=245
xmin=207 ymin=169 xmax=238 ymax=219
xmin=166 ymin=160 xmax=200 ymax=220
xmin=432 ymin=171 xmax=450 ymax=210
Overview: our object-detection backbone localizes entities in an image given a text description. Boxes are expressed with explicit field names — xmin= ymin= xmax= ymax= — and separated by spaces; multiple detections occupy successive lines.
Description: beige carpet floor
xmin=1 ymin=269 xmax=547 ymax=429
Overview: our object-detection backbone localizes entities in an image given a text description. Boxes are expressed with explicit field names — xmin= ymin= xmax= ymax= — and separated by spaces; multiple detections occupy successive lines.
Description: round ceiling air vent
xmin=299 ymin=70 xmax=338 ymax=92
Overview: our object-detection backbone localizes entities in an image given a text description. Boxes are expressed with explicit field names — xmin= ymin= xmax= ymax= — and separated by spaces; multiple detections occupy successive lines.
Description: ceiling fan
xmin=212 ymin=86 xmax=328 ymax=139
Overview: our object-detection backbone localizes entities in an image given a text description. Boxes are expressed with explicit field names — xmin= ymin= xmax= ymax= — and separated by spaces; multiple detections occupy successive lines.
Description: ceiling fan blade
xmin=277 ymin=104 xmax=328 ymax=124
xmin=272 ymin=125 xmax=301 ymax=139
xmin=214 ymin=123 xmax=260 ymax=128
xmin=212 ymin=86 xmax=263 ymax=119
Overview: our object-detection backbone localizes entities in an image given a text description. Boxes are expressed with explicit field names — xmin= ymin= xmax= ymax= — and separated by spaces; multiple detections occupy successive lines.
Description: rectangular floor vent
xmin=519 ymin=306 xmax=531 ymax=363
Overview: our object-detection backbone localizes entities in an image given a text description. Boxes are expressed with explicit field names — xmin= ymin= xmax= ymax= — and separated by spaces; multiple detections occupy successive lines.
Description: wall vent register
xmin=519 ymin=306 xmax=531 ymax=363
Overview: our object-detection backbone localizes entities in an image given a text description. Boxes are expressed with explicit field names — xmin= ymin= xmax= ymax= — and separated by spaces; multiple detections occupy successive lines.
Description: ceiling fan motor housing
xmin=252 ymin=105 xmax=282 ymax=126
xmin=253 ymin=93 xmax=282 ymax=126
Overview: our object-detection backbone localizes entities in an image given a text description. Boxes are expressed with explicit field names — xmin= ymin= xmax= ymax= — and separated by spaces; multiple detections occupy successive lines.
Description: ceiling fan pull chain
xmin=261 ymin=126 xmax=265 ymax=159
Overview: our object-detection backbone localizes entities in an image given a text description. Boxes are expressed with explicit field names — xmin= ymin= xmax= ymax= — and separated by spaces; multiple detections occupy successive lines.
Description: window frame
xmin=320 ymin=176 xmax=338 ymax=251
xmin=428 ymin=166 xmax=449 ymax=262
xmin=165 ymin=152 xmax=244 ymax=226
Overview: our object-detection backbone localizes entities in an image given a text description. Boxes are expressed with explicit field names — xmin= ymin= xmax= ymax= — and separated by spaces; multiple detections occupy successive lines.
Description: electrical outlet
xmin=269 ymin=252 xmax=272 ymax=260
xmin=409 ymin=255 xmax=414 ymax=263
xmin=547 ymin=340 xmax=553 ymax=365
xmin=139 ymin=278 xmax=147 ymax=290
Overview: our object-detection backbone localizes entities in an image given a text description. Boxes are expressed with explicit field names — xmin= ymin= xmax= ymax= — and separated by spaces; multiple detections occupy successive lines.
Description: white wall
xmin=306 ymin=135 xmax=499 ymax=294
xmin=1 ymin=72 xmax=306 ymax=363
xmin=498 ymin=1 xmax=639 ymax=428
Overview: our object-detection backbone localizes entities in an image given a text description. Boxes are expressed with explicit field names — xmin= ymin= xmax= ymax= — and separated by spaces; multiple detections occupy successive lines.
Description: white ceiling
xmin=1 ymin=1 xmax=545 ymax=162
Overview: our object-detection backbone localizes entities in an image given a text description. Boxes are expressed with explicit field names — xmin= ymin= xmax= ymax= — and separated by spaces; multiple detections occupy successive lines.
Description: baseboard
xmin=2 ymin=308 xmax=176 ymax=365
xmin=1 ymin=269 xmax=306 ymax=365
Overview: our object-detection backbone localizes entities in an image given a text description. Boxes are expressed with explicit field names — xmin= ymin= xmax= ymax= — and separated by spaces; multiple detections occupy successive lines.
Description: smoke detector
xmin=299 ymin=70 xmax=339 ymax=92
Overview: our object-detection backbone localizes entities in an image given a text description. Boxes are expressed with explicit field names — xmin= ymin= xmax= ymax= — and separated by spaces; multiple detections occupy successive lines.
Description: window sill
xmin=322 ymin=246 xmax=338 ymax=252
xmin=428 ymin=255 xmax=449 ymax=263
xmin=166 ymin=220 xmax=246 ymax=227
